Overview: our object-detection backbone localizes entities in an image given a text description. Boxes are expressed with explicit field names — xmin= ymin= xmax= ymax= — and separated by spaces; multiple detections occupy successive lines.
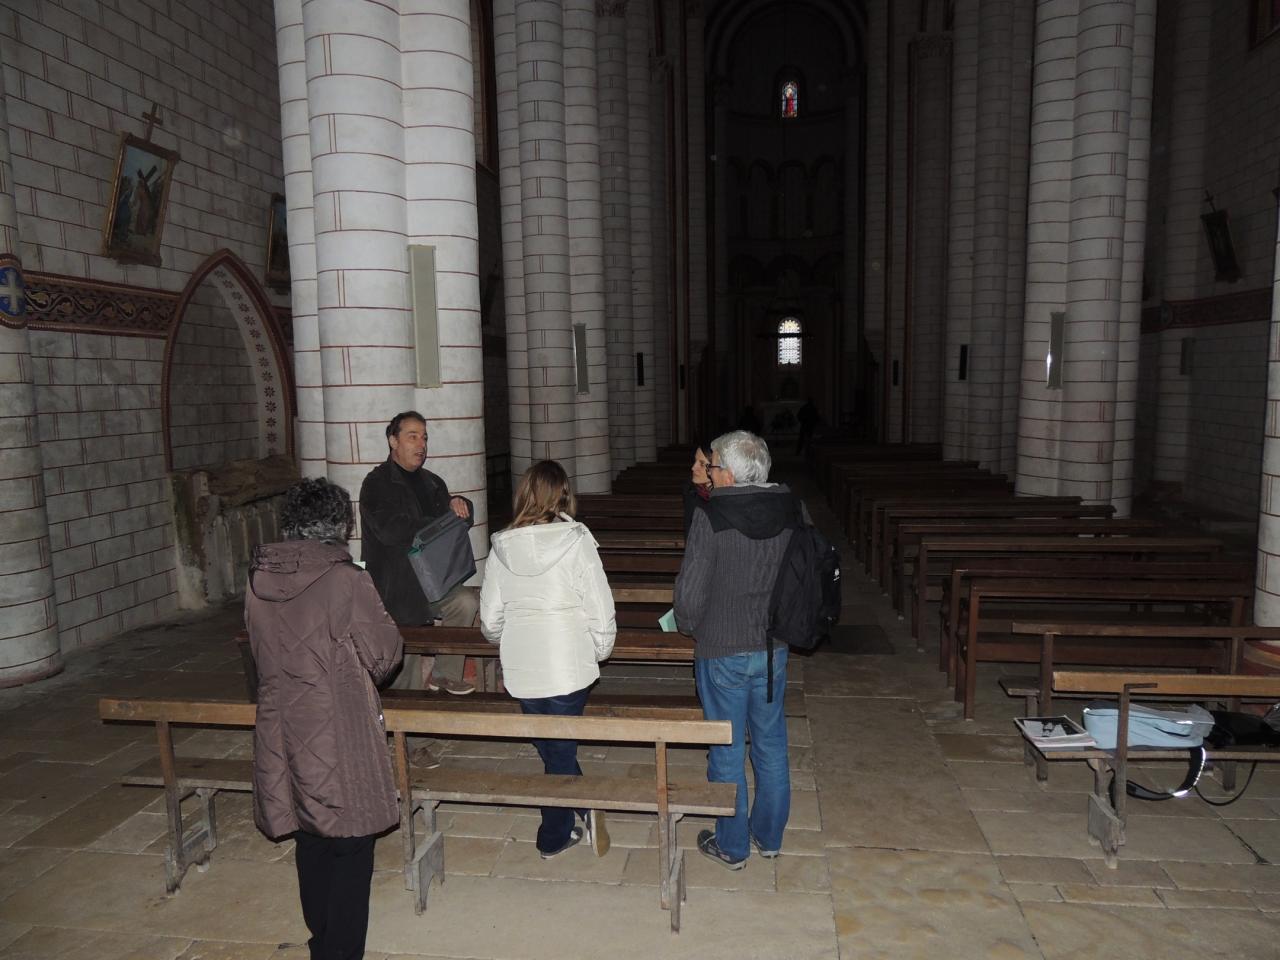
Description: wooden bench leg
xmin=1087 ymin=759 xmax=1124 ymax=869
xmin=662 ymin=813 xmax=685 ymax=933
xmin=412 ymin=827 xmax=445 ymax=915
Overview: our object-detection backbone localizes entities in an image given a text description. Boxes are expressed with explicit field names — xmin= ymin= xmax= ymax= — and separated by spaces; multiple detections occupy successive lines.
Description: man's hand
xmin=450 ymin=496 xmax=471 ymax=520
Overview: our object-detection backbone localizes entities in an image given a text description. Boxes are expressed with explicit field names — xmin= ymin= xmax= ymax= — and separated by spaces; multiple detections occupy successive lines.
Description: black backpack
xmin=762 ymin=511 xmax=841 ymax=700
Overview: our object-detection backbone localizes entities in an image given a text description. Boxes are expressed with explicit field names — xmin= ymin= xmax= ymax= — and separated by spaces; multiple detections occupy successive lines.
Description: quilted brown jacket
xmin=245 ymin=539 xmax=403 ymax=839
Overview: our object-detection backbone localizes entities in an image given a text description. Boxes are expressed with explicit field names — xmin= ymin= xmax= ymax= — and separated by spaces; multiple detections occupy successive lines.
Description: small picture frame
xmin=102 ymin=133 xmax=179 ymax=267
xmin=265 ymin=193 xmax=290 ymax=291
xmin=1200 ymin=209 xmax=1242 ymax=283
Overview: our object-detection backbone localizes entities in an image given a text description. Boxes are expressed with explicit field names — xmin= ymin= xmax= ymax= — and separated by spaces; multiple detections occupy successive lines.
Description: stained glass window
xmin=780 ymin=79 xmax=799 ymax=119
xmin=777 ymin=317 xmax=802 ymax=365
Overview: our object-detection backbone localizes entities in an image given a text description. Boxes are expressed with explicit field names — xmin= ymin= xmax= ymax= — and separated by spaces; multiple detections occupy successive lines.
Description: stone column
xmin=841 ymin=73 xmax=861 ymax=434
xmin=274 ymin=0 xmax=326 ymax=478
xmin=967 ymin=0 xmax=1014 ymax=470
xmin=1250 ymin=180 xmax=1280 ymax=665
xmin=565 ymin=0 xmax=612 ymax=491
xmin=599 ymin=2 xmax=635 ymax=470
xmin=907 ymin=33 xmax=952 ymax=445
xmin=403 ymin=0 xmax=488 ymax=554
xmin=1153 ymin=0 xmax=1211 ymax=489
xmin=628 ymin=0 xmax=656 ymax=461
xmin=999 ymin=0 xmax=1033 ymax=476
xmin=1057 ymin=0 xmax=1136 ymax=504
xmin=515 ymin=1 xmax=576 ymax=470
xmin=943 ymin=0 xmax=978 ymax=458
xmin=1110 ymin=0 xmax=1155 ymax=516
xmin=495 ymin=0 xmax=532 ymax=478
xmin=650 ymin=54 xmax=672 ymax=447
xmin=684 ymin=2 xmax=707 ymax=373
xmin=303 ymin=0 xmax=413 ymax=540
xmin=712 ymin=75 xmax=732 ymax=428
xmin=0 ymin=65 xmax=60 ymax=685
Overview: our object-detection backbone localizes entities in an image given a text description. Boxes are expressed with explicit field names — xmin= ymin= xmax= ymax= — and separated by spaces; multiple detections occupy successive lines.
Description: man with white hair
xmin=673 ymin=430 xmax=797 ymax=869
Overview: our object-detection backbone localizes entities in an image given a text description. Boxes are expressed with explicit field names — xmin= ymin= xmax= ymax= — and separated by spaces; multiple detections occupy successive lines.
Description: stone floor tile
xmin=1158 ymin=888 xmax=1257 ymax=909
xmin=934 ymin=734 xmax=1026 ymax=763
xmin=822 ymin=780 xmax=991 ymax=853
xmin=1007 ymin=882 xmax=1063 ymax=903
xmin=0 ymin=846 xmax=72 ymax=902
xmin=995 ymin=855 xmax=1093 ymax=886
xmin=775 ymin=852 xmax=830 ymax=893
xmin=683 ymin=847 xmax=777 ymax=891
xmin=787 ymin=786 xmax=822 ymax=831
xmin=1021 ymin=901 xmax=1280 ymax=959
xmin=3 ymin=925 xmax=102 ymax=957
xmin=1083 ymin=858 xmax=1173 ymax=887
xmin=0 ymin=815 xmax=43 ymax=849
xmin=1056 ymin=883 xmax=1160 ymax=906
xmin=171 ymin=941 xmax=280 ymax=959
xmin=1218 ymin=818 xmax=1280 ymax=863
xmin=437 ymin=810 xmax=518 ymax=840
xmin=961 ymin=787 xmax=1083 ymax=814
xmin=17 ymin=783 xmax=158 ymax=850
xmin=367 ymin=874 xmax=838 ymax=959
xmin=1120 ymin=814 xmax=1257 ymax=863
xmin=1161 ymin=861 xmax=1280 ymax=892
xmin=827 ymin=848 xmax=1040 ymax=960
xmin=433 ymin=836 xmax=507 ymax=876
xmin=490 ymin=837 xmax=629 ymax=883
xmin=0 ymin=919 xmax=30 ymax=951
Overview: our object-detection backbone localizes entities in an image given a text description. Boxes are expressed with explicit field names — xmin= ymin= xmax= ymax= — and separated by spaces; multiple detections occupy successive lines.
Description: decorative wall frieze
xmin=23 ymin=271 xmax=176 ymax=337
xmin=1141 ymin=288 xmax=1274 ymax=334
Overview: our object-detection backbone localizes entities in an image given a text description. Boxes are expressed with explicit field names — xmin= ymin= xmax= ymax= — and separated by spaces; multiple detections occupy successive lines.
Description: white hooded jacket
xmin=479 ymin=515 xmax=617 ymax=699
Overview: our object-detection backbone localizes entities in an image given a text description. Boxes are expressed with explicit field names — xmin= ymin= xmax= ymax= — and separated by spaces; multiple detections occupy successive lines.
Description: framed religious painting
xmin=1200 ymin=209 xmax=1242 ymax=283
xmin=101 ymin=133 xmax=180 ymax=267
xmin=264 ymin=193 xmax=290 ymax=291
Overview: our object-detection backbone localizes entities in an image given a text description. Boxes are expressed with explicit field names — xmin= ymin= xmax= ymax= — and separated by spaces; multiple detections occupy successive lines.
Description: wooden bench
xmin=845 ymin=473 xmax=1009 ymax=546
xmin=1026 ymin=671 xmax=1280 ymax=866
xmin=98 ymin=696 xmax=734 ymax=933
xmin=910 ymin=535 xmax=1223 ymax=644
xmin=1001 ymin=619 xmax=1277 ymax=780
xmin=880 ymin=502 xmax=1117 ymax=609
xmin=939 ymin=558 xmax=1251 ymax=672
xmin=954 ymin=577 xmax=1251 ymax=718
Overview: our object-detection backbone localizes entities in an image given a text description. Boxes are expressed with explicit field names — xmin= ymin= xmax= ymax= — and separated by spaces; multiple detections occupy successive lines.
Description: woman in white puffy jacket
xmin=479 ymin=460 xmax=616 ymax=859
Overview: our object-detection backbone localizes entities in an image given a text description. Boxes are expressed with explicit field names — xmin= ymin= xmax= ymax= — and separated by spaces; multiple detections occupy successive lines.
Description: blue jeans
xmin=517 ymin=686 xmax=591 ymax=853
xmin=694 ymin=647 xmax=790 ymax=861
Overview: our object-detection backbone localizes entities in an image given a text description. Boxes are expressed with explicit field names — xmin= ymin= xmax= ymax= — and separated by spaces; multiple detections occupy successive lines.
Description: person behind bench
xmin=479 ymin=460 xmax=617 ymax=859
xmin=245 ymin=478 xmax=403 ymax=960
xmin=675 ymin=430 xmax=794 ymax=869
xmin=360 ymin=410 xmax=479 ymax=700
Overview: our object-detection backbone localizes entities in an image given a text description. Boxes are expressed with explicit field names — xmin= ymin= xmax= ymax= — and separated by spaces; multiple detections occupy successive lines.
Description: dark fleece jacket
xmin=673 ymin=483 xmax=802 ymax=659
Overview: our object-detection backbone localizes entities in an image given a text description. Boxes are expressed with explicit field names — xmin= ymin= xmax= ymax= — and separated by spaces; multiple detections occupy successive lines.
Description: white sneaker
xmin=584 ymin=810 xmax=610 ymax=857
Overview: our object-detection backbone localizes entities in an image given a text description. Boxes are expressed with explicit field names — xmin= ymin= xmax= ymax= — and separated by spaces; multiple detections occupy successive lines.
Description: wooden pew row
xmin=942 ymin=559 xmax=1253 ymax=674
xmin=911 ymin=535 xmax=1224 ymax=643
xmin=814 ymin=443 xmax=944 ymax=496
xmin=953 ymin=577 xmax=1252 ymax=719
xmin=1032 ymin=671 xmax=1280 ymax=867
xmin=880 ymin=503 xmax=1120 ymax=601
xmin=98 ymin=697 xmax=733 ymax=932
xmin=844 ymin=470 xmax=1007 ymax=541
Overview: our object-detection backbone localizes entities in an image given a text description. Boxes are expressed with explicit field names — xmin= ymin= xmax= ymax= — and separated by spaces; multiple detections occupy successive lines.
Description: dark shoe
xmin=751 ymin=834 xmax=780 ymax=859
xmin=585 ymin=810 xmax=610 ymax=857
xmin=696 ymin=829 xmax=745 ymax=870
xmin=539 ymin=826 xmax=583 ymax=860
xmin=432 ymin=676 xmax=476 ymax=695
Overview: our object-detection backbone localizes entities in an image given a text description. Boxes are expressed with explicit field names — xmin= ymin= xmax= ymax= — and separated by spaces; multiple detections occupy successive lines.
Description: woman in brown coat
xmin=245 ymin=478 xmax=403 ymax=960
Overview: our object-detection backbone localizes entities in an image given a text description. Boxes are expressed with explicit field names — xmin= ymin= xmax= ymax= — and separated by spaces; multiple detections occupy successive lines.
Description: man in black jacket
xmin=360 ymin=411 xmax=478 ymax=694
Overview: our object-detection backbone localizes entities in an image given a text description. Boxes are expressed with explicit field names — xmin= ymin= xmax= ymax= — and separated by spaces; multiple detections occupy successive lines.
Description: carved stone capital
xmin=596 ymin=0 xmax=627 ymax=16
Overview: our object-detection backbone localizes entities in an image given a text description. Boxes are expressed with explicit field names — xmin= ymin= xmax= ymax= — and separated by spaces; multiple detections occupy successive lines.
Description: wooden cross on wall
xmin=141 ymin=103 xmax=163 ymax=142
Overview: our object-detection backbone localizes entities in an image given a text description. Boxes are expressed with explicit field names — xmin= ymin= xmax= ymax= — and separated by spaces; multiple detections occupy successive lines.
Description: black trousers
xmin=293 ymin=830 xmax=377 ymax=960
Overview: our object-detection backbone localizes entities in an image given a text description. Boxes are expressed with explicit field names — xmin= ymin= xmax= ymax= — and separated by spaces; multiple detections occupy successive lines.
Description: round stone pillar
xmin=1251 ymin=149 xmax=1280 ymax=669
xmin=627 ymin=0 xmax=656 ymax=461
xmin=303 ymin=0 xmax=413 ymax=529
xmin=495 ymin=0 xmax=533 ymax=478
xmin=0 ymin=66 xmax=60 ymax=685
xmin=598 ymin=2 xmax=635 ymax=470
xmin=274 ymin=0 xmax=326 ymax=478
xmin=515 ymin=1 xmax=576 ymax=471
xmin=565 ymin=0 xmax=613 ymax=491
xmin=403 ymin=0 xmax=488 ymax=553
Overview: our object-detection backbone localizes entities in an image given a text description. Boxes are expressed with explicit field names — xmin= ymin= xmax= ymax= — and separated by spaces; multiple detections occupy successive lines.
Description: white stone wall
xmin=1 ymin=1 xmax=282 ymax=287
xmin=28 ymin=329 xmax=175 ymax=651
xmin=0 ymin=0 xmax=283 ymax=657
